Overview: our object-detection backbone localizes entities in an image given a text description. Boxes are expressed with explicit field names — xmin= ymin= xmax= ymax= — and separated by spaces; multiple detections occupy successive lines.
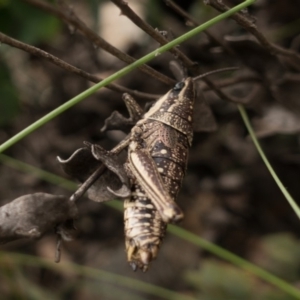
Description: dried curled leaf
xmin=101 ymin=110 xmax=134 ymax=132
xmin=0 ymin=193 xmax=77 ymax=244
xmin=101 ymin=93 xmax=143 ymax=133
xmin=58 ymin=147 xmax=99 ymax=182
xmin=89 ymin=143 xmax=130 ymax=198
xmin=58 ymin=146 xmax=130 ymax=202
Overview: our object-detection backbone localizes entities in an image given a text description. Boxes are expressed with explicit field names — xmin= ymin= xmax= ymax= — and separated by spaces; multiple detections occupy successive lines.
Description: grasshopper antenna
xmin=193 ymin=67 xmax=239 ymax=81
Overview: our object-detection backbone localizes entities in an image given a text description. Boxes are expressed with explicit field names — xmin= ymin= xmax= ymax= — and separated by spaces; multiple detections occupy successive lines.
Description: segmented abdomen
xmin=124 ymin=120 xmax=190 ymax=271
xmin=124 ymin=183 xmax=166 ymax=272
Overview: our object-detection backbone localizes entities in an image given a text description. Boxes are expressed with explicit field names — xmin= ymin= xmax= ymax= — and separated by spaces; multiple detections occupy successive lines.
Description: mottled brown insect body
xmin=124 ymin=78 xmax=195 ymax=271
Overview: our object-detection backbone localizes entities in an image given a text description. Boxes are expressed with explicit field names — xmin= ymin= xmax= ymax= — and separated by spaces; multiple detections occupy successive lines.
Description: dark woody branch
xmin=207 ymin=0 xmax=300 ymax=66
xmin=111 ymin=0 xmax=244 ymax=104
xmin=0 ymin=31 xmax=259 ymax=104
xmin=110 ymin=0 xmax=196 ymax=69
xmin=164 ymin=0 xmax=300 ymax=105
xmin=21 ymin=0 xmax=176 ymax=86
xmin=7 ymin=0 xmax=259 ymax=104
xmin=164 ymin=0 xmax=298 ymax=75
xmin=164 ymin=0 xmax=236 ymax=56
xmin=0 ymin=32 xmax=159 ymax=100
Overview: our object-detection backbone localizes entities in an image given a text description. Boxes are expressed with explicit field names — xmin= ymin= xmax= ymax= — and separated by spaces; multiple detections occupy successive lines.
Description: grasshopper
xmin=61 ymin=68 xmax=231 ymax=271
xmin=118 ymin=78 xmax=196 ymax=271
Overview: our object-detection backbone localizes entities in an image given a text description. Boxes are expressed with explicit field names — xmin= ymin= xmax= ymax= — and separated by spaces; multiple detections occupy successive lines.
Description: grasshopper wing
xmin=128 ymin=142 xmax=183 ymax=223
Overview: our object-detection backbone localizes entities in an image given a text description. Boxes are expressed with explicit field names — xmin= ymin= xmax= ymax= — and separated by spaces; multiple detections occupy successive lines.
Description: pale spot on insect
xmin=157 ymin=167 xmax=164 ymax=173
xmin=188 ymin=116 xmax=192 ymax=121
xmin=160 ymin=149 xmax=167 ymax=154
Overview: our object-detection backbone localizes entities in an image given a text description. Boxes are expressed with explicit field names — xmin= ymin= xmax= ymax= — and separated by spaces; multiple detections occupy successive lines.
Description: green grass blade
xmin=168 ymin=225 xmax=300 ymax=299
xmin=0 ymin=154 xmax=77 ymax=191
xmin=2 ymin=153 xmax=300 ymax=298
xmin=0 ymin=153 xmax=122 ymax=210
xmin=0 ymin=252 xmax=196 ymax=300
xmin=237 ymin=104 xmax=300 ymax=219
xmin=0 ymin=0 xmax=255 ymax=153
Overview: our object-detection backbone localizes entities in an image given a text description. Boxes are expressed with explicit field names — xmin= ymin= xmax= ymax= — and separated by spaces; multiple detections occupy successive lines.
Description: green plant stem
xmin=0 ymin=154 xmax=77 ymax=191
xmin=0 ymin=252 xmax=196 ymax=300
xmin=0 ymin=153 xmax=123 ymax=210
xmin=237 ymin=105 xmax=300 ymax=219
xmin=2 ymin=153 xmax=300 ymax=298
xmin=168 ymin=225 xmax=300 ymax=299
xmin=0 ymin=0 xmax=255 ymax=153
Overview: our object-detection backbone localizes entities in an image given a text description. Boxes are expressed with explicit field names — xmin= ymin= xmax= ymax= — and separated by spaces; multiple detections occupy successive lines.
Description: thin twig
xmin=0 ymin=32 xmax=159 ymax=100
xmin=164 ymin=0 xmax=236 ymax=56
xmin=70 ymin=136 xmax=131 ymax=202
xmin=21 ymin=0 xmax=176 ymax=86
xmin=111 ymin=0 xmax=196 ymax=68
xmin=69 ymin=165 xmax=106 ymax=202
xmin=111 ymin=0 xmax=244 ymax=104
xmin=207 ymin=0 xmax=300 ymax=64
xmin=0 ymin=31 xmax=258 ymax=101
xmin=164 ymin=0 xmax=297 ymax=103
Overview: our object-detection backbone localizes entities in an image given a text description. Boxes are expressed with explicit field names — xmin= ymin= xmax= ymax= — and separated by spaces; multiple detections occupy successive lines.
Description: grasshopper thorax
xmin=143 ymin=77 xmax=195 ymax=146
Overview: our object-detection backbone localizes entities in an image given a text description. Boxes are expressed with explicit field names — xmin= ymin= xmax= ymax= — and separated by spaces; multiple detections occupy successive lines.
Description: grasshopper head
xmin=144 ymin=77 xmax=195 ymax=123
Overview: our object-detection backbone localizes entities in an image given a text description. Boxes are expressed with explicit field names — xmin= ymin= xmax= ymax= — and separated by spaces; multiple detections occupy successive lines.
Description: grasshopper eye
xmin=173 ymin=81 xmax=185 ymax=91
